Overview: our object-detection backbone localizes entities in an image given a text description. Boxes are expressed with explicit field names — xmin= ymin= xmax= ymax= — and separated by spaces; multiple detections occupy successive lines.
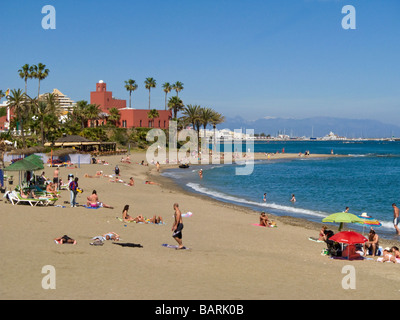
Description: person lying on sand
xmin=109 ymin=176 xmax=124 ymax=183
xmin=145 ymin=180 xmax=160 ymax=186
xmin=148 ymin=215 xmax=164 ymax=224
xmin=55 ymin=235 xmax=76 ymax=244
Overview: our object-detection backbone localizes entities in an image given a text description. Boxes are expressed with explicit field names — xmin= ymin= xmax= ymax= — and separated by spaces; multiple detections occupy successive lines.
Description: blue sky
xmin=1 ymin=0 xmax=399 ymax=125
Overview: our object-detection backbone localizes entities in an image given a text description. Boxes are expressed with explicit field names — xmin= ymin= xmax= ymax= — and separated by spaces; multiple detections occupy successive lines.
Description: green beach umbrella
xmin=322 ymin=212 xmax=364 ymax=231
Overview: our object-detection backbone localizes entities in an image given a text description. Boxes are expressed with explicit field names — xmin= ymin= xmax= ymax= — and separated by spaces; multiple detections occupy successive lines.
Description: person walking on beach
xmin=393 ymin=203 xmax=400 ymax=235
xmin=69 ymin=177 xmax=79 ymax=207
xmin=172 ymin=203 xmax=185 ymax=249
xmin=53 ymin=168 xmax=59 ymax=191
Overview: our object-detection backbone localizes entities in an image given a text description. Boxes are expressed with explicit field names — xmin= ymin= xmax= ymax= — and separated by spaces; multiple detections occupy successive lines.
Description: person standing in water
xmin=393 ymin=203 xmax=400 ymax=235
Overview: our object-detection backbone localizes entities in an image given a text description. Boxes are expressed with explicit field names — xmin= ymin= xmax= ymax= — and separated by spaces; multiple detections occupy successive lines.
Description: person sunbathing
xmin=133 ymin=215 xmax=147 ymax=223
xmin=54 ymin=235 xmax=76 ymax=244
xmin=86 ymin=190 xmax=113 ymax=209
xmin=46 ymin=182 xmax=59 ymax=197
xmin=92 ymin=232 xmax=120 ymax=241
xmin=126 ymin=177 xmax=134 ymax=186
xmin=145 ymin=180 xmax=160 ymax=186
xmin=148 ymin=215 xmax=164 ymax=224
xmin=122 ymin=205 xmax=135 ymax=222
xmin=20 ymin=189 xmax=39 ymax=199
xmin=109 ymin=176 xmax=124 ymax=183
xmin=381 ymin=248 xmax=396 ymax=263
xmin=259 ymin=212 xmax=271 ymax=227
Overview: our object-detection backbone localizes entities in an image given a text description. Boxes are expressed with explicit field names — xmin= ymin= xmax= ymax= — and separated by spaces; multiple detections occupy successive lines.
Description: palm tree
xmin=0 ymin=90 xmax=5 ymax=102
xmin=210 ymin=110 xmax=225 ymax=150
xmin=85 ymin=104 xmax=101 ymax=128
xmin=124 ymin=79 xmax=138 ymax=109
xmin=172 ymin=81 xmax=184 ymax=97
xmin=168 ymin=96 xmax=184 ymax=119
xmin=32 ymin=63 xmax=50 ymax=98
xmin=162 ymin=82 xmax=172 ymax=111
xmin=7 ymin=89 xmax=29 ymax=147
xmin=108 ymin=107 xmax=121 ymax=127
xmin=147 ymin=109 xmax=160 ymax=128
xmin=18 ymin=64 xmax=34 ymax=94
xmin=200 ymin=107 xmax=214 ymax=140
xmin=181 ymin=104 xmax=202 ymax=152
xmin=73 ymin=100 xmax=90 ymax=129
xmin=144 ymin=77 xmax=157 ymax=109
xmin=33 ymin=93 xmax=61 ymax=145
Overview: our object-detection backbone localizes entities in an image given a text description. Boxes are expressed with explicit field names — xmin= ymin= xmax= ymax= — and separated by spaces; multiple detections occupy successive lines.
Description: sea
xmin=162 ymin=140 xmax=400 ymax=240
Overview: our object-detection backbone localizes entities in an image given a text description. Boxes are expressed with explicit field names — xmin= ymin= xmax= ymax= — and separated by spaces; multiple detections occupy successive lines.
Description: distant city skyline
xmin=1 ymin=0 xmax=399 ymax=125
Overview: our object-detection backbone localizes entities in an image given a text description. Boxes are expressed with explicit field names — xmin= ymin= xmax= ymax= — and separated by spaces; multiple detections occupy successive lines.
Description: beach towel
xmin=251 ymin=223 xmax=277 ymax=228
xmin=308 ymin=237 xmax=324 ymax=243
xmin=84 ymin=205 xmax=100 ymax=209
xmin=162 ymin=243 xmax=190 ymax=250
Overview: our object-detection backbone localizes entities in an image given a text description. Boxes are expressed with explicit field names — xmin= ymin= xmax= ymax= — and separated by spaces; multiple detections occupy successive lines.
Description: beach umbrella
xmin=329 ymin=231 xmax=368 ymax=260
xmin=322 ymin=212 xmax=364 ymax=231
xmin=329 ymin=231 xmax=368 ymax=245
xmin=356 ymin=213 xmax=382 ymax=235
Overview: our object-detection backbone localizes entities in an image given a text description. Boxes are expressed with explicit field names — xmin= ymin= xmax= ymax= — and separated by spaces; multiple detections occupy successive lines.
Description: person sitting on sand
xmin=391 ymin=246 xmax=400 ymax=260
xmin=364 ymin=228 xmax=379 ymax=257
xmin=319 ymin=225 xmax=328 ymax=241
xmin=122 ymin=205 xmax=135 ymax=222
xmin=259 ymin=212 xmax=271 ymax=227
xmin=54 ymin=235 xmax=76 ymax=244
xmin=126 ymin=177 xmax=134 ymax=186
xmin=86 ymin=190 xmax=113 ymax=209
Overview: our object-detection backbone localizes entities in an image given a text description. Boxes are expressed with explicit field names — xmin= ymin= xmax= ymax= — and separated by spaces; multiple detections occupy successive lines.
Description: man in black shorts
xmin=172 ymin=203 xmax=185 ymax=249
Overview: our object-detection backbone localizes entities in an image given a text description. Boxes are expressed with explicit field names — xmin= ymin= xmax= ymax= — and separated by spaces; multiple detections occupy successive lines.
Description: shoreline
xmin=151 ymin=157 xmax=400 ymax=249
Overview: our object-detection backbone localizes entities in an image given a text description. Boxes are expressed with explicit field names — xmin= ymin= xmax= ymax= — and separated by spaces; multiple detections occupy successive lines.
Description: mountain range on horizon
xmin=216 ymin=116 xmax=400 ymax=139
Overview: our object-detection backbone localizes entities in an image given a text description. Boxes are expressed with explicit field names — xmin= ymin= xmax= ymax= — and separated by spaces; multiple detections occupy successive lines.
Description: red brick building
xmin=90 ymin=81 xmax=172 ymax=129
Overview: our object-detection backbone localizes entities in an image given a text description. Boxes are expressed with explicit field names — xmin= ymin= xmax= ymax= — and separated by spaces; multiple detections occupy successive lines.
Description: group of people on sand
xmin=121 ymin=205 xmax=163 ymax=224
xmin=54 ymin=203 xmax=186 ymax=250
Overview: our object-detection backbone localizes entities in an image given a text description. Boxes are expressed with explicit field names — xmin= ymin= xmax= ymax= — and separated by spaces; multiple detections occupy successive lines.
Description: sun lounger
xmin=8 ymin=191 xmax=57 ymax=206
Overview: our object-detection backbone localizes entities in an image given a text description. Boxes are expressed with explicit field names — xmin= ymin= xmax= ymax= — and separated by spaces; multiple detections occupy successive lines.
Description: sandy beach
xmin=1 ymin=151 xmax=400 ymax=300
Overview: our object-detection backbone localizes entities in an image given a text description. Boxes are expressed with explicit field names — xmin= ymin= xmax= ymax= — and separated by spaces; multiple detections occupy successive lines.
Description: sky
xmin=1 ymin=0 xmax=399 ymax=125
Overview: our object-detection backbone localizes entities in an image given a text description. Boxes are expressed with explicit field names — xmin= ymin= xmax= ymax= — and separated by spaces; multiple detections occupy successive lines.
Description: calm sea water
xmin=163 ymin=141 xmax=400 ymax=240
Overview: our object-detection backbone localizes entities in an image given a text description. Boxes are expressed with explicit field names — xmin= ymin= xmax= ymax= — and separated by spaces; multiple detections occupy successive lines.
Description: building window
xmin=158 ymin=120 xmax=160 ymax=128
xmin=140 ymin=120 xmax=142 ymax=127
xmin=164 ymin=121 xmax=166 ymax=128
xmin=122 ymin=120 xmax=127 ymax=128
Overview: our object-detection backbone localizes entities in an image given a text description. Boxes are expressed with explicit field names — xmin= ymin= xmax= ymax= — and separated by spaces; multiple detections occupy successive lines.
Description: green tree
xmin=18 ymin=64 xmax=34 ymax=94
xmin=7 ymin=89 xmax=30 ymax=147
xmin=144 ymin=77 xmax=156 ymax=109
xmin=210 ymin=110 xmax=225 ymax=149
xmin=108 ymin=107 xmax=121 ymax=127
xmin=181 ymin=104 xmax=202 ymax=151
xmin=168 ymin=96 xmax=184 ymax=119
xmin=172 ymin=81 xmax=184 ymax=97
xmin=32 ymin=63 xmax=50 ymax=98
xmin=147 ymin=109 xmax=160 ymax=128
xmin=162 ymin=82 xmax=172 ymax=110
xmin=124 ymin=79 xmax=138 ymax=109
xmin=85 ymin=104 xmax=101 ymax=128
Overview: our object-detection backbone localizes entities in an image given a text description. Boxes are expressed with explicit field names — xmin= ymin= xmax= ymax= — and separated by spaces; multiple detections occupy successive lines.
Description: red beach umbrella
xmin=329 ymin=231 xmax=368 ymax=245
